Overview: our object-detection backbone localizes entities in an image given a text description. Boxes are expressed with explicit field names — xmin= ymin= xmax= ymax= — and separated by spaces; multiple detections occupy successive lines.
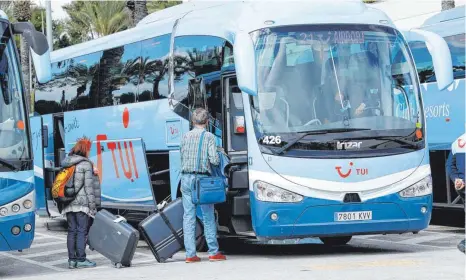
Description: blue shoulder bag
xmin=191 ymin=131 xmax=226 ymax=205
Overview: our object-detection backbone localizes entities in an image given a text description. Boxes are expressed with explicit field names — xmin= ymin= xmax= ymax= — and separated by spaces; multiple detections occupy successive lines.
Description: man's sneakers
xmin=185 ymin=256 xmax=201 ymax=263
xmin=458 ymin=239 xmax=465 ymax=253
xmin=209 ymin=253 xmax=226 ymax=262
xmin=186 ymin=253 xmax=226 ymax=263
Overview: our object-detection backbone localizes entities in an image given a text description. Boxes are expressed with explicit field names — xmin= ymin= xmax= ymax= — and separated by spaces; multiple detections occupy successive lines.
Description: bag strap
xmin=195 ymin=131 xmax=206 ymax=174
xmin=159 ymin=209 xmax=184 ymax=248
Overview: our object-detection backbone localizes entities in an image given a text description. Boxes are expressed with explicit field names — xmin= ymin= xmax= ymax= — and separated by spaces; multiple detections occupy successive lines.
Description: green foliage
xmin=64 ymin=1 xmax=130 ymax=38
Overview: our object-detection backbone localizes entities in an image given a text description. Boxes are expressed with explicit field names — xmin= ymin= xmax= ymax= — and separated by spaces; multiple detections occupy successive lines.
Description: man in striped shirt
xmin=180 ymin=108 xmax=226 ymax=263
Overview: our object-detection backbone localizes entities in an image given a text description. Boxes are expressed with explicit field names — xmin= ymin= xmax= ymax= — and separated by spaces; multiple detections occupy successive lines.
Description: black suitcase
xmin=88 ymin=209 xmax=139 ymax=268
xmin=139 ymin=198 xmax=203 ymax=262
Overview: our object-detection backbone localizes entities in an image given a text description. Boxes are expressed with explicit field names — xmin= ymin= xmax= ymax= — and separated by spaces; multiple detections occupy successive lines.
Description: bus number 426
xmin=262 ymin=136 xmax=282 ymax=145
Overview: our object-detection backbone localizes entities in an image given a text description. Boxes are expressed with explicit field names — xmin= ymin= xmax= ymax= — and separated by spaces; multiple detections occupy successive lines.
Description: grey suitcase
xmin=88 ymin=209 xmax=139 ymax=268
xmin=139 ymin=198 xmax=203 ymax=262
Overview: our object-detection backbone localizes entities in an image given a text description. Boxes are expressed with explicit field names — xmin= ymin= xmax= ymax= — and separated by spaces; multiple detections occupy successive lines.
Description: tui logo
xmin=335 ymin=162 xmax=368 ymax=178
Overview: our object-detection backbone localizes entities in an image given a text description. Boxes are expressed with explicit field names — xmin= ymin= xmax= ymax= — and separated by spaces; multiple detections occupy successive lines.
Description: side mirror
xmin=233 ymin=31 xmax=257 ymax=96
xmin=403 ymin=29 xmax=453 ymax=91
xmin=11 ymin=22 xmax=52 ymax=83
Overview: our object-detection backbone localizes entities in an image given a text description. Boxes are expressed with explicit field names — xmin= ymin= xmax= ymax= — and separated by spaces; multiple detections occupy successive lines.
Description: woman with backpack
xmin=61 ymin=137 xmax=101 ymax=269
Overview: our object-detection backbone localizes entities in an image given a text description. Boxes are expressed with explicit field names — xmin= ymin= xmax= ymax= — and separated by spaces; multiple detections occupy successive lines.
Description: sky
xmin=32 ymin=0 xmax=72 ymax=20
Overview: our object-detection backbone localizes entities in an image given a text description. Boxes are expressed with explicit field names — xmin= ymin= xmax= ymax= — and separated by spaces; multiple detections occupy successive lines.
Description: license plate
xmin=335 ymin=211 xmax=372 ymax=222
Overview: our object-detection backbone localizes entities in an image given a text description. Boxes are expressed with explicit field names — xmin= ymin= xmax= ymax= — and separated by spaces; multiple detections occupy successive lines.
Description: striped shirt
xmin=180 ymin=127 xmax=219 ymax=174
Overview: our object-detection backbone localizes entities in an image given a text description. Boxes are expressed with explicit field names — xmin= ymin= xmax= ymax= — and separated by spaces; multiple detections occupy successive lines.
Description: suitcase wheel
xmin=112 ymin=262 xmax=123 ymax=269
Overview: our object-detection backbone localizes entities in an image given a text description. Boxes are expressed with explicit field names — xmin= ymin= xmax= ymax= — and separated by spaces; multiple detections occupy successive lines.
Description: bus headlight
xmin=0 ymin=207 xmax=8 ymax=216
xmin=23 ymin=200 xmax=32 ymax=209
xmin=399 ymin=176 xmax=433 ymax=198
xmin=11 ymin=204 xmax=20 ymax=213
xmin=254 ymin=181 xmax=303 ymax=203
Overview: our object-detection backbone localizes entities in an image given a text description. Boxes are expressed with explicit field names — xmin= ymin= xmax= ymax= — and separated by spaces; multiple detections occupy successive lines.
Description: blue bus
xmin=32 ymin=1 xmax=453 ymax=245
xmin=0 ymin=11 xmax=51 ymax=251
xmin=401 ymin=6 xmax=465 ymax=210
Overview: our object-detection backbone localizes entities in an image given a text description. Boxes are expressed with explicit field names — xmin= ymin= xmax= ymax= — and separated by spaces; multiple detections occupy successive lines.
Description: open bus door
xmin=32 ymin=113 xmax=72 ymax=218
xmin=219 ymin=73 xmax=252 ymax=235
xmin=30 ymin=115 xmax=48 ymax=217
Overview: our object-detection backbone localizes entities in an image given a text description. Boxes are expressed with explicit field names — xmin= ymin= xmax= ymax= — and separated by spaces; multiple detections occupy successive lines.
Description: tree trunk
xmin=441 ymin=0 xmax=455 ymax=10
xmin=133 ymin=1 xmax=148 ymax=25
xmin=20 ymin=37 xmax=30 ymax=113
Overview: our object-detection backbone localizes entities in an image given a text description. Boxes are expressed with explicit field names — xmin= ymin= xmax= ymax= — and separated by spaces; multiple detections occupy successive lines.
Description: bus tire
xmin=319 ymin=236 xmax=352 ymax=246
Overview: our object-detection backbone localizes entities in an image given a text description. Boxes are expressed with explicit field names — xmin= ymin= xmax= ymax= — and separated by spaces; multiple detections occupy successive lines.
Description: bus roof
xmin=422 ymin=5 xmax=465 ymax=27
xmin=51 ymin=0 xmax=395 ymax=63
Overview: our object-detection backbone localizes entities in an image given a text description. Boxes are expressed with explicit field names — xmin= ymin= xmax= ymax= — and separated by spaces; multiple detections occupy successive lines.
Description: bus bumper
xmin=0 ymin=212 xmax=35 ymax=251
xmin=251 ymin=192 xmax=432 ymax=240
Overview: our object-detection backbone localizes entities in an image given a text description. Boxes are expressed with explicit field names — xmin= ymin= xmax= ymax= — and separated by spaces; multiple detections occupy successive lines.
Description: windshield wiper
xmin=337 ymin=135 xmax=421 ymax=149
xmin=0 ymin=158 xmax=19 ymax=172
xmin=275 ymin=128 xmax=371 ymax=155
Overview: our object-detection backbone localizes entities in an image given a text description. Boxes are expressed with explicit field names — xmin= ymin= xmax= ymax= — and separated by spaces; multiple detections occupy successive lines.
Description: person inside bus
xmin=61 ymin=137 xmax=101 ymax=269
xmin=180 ymin=108 xmax=227 ymax=263
xmin=446 ymin=132 xmax=465 ymax=253
xmin=320 ymin=45 xmax=382 ymax=124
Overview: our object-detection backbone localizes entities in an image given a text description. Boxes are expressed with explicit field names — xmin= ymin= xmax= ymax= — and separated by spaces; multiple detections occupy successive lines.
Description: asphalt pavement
xmin=0 ymin=217 xmax=464 ymax=280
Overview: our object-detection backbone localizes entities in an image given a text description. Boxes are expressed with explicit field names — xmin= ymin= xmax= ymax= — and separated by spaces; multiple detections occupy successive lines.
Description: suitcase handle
xmin=113 ymin=216 xmax=127 ymax=223
xmin=157 ymin=200 xmax=168 ymax=210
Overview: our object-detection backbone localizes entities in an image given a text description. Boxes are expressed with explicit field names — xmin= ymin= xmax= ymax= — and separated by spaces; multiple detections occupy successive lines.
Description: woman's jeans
xmin=181 ymin=174 xmax=219 ymax=258
xmin=66 ymin=211 xmax=89 ymax=262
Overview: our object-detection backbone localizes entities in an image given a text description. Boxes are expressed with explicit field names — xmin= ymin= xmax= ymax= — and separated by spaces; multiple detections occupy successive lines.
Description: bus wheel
xmin=319 ymin=236 xmax=352 ymax=246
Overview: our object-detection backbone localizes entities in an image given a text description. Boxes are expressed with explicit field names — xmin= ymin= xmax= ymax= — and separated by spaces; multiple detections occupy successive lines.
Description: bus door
xmin=221 ymin=74 xmax=251 ymax=234
xmin=30 ymin=115 xmax=48 ymax=217
xmin=39 ymin=114 xmax=65 ymax=218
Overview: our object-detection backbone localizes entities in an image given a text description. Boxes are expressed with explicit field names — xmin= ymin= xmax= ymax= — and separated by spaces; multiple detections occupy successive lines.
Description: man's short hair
xmin=192 ymin=108 xmax=209 ymax=125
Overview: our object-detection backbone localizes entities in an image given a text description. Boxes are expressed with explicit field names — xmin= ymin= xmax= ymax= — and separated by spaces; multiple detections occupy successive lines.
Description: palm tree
xmin=441 ymin=0 xmax=455 ymax=10
xmin=65 ymin=1 xmax=130 ymax=38
xmin=13 ymin=0 xmax=32 ymax=112
xmin=126 ymin=1 xmax=148 ymax=27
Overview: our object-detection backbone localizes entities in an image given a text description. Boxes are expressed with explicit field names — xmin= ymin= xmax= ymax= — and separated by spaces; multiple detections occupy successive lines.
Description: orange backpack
xmin=51 ymin=166 xmax=77 ymax=203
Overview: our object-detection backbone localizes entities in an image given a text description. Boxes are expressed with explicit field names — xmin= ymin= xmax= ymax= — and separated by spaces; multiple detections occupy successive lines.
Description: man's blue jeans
xmin=181 ymin=174 xmax=219 ymax=258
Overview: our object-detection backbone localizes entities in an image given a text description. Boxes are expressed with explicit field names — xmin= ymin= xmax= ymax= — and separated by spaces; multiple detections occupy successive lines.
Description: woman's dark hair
xmin=69 ymin=136 xmax=92 ymax=157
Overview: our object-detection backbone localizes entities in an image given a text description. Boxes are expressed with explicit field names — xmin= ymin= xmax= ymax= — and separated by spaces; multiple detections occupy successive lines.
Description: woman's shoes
xmin=75 ymin=259 xmax=97 ymax=268
xmin=68 ymin=260 xmax=77 ymax=269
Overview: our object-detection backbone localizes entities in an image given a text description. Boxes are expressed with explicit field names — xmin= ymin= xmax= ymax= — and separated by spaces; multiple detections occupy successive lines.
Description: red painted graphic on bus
xmin=335 ymin=162 xmax=368 ymax=178
xmin=459 ymin=138 xmax=466 ymax=148
xmin=123 ymin=107 xmax=129 ymax=128
xmin=336 ymin=162 xmax=353 ymax=178
xmin=95 ymin=134 xmax=139 ymax=184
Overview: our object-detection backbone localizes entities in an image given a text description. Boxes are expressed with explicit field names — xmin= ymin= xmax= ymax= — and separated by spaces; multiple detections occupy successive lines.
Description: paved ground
xmin=0 ymin=217 xmax=464 ymax=280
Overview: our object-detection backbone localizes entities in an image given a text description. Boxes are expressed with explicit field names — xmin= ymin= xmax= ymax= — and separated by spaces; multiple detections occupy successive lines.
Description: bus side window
xmin=98 ymin=43 xmax=141 ymax=107
xmin=444 ymin=33 xmax=465 ymax=80
xmin=68 ymin=52 xmax=102 ymax=110
xmin=35 ymin=61 xmax=68 ymax=114
xmin=173 ymin=35 xmax=225 ymax=135
xmin=407 ymin=41 xmax=436 ymax=83
xmin=139 ymin=34 xmax=171 ymax=101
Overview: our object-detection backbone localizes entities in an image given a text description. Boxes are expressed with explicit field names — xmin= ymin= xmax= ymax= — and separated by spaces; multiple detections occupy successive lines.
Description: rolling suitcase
xmin=139 ymin=197 xmax=203 ymax=262
xmin=88 ymin=209 xmax=139 ymax=268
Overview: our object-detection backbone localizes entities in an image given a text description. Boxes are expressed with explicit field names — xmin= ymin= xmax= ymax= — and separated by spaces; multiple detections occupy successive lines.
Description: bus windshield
xmin=250 ymin=24 xmax=423 ymax=154
xmin=0 ymin=21 xmax=29 ymax=165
